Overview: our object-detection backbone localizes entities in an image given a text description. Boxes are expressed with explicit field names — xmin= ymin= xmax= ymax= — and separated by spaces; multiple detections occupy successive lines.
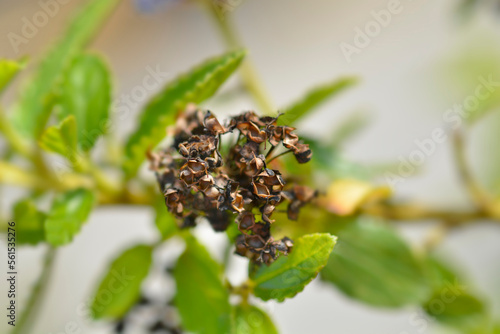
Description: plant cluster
xmin=1 ymin=1 xmax=500 ymax=334
xmin=148 ymin=105 xmax=316 ymax=264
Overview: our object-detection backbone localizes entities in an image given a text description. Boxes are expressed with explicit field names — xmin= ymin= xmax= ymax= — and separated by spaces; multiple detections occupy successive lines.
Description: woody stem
xmin=267 ymin=150 xmax=293 ymax=164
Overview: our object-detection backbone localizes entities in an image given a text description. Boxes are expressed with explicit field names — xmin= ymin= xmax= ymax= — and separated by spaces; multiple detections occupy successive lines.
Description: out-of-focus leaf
xmin=226 ymin=221 xmax=241 ymax=243
xmin=10 ymin=0 xmax=119 ymax=138
xmin=278 ymin=77 xmax=357 ymax=125
xmin=44 ymin=188 xmax=96 ymax=246
xmin=302 ymin=138 xmax=391 ymax=182
xmin=0 ymin=58 xmax=26 ymax=94
xmin=321 ymin=219 xmax=431 ymax=307
xmin=154 ymin=197 xmax=177 ymax=240
xmin=232 ymin=304 xmax=278 ymax=334
xmin=175 ymin=236 xmax=231 ymax=334
xmin=320 ymin=179 xmax=391 ymax=216
xmin=436 ymin=40 xmax=500 ymax=196
xmin=39 ymin=115 xmax=78 ymax=160
xmin=123 ymin=50 xmax=246 ymax=179
xmin=90 ymin=244 xmax=153 ymax=319
xmin=59 ymin=54 xmax=111 ymax=151
xmin=251 ymin=233 xmax=336 ymax=302
xmin=330 ymin=111 xmax=371 ymax=147
xmin=13 ymin=199 xmax=46 ymax=245
xmin=423 ymin=256 xmax=489 ymax=332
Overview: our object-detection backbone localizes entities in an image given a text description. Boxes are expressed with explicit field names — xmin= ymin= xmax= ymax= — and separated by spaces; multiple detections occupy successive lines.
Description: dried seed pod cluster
xmin=148 ymin=104 xmax=316 ymax=264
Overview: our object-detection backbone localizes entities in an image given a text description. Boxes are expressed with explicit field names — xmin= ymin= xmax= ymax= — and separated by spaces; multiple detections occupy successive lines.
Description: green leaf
xmin=329 ymin=111 xmax=371 ymax=147
xmin=251 ymin=233 xmax=336 ymax=302
xmin=321 ymin=219 xmax=432 ymax=307
xmin=10 ymin=0 xmax=119 ymax=138
xmin=59 ymin=54 xmax=111 ymax=151
xmin=123 ymin=50 xmax=246 ymax=178
xmin=423 ymin=257 xmax=489 ymax=332
xmin=44 ymin=188 xmax=96 ymax=246
xmin=175 ymin=236 xmax=231 ymax=334
xmin=232 ymin=304 xmax=278 ymax=334
xmin=278 ymin=77 xmax=357 ymax=125
xmin=0 ymin=58 xmax=26 ymax=94
xmin=13 ymin=199 xmax=46 ymax=245
xmin=226 ymin=221 xmax=241 ymax=243
xmin=154 ymin=197 xmax=177 ymax=240
xmin=425 ymin=292 xmax=487 ymax=331
xmin=39 ymin=115 xmax=78 ymax=160
xmin=91 ymin=244 xmax=153 ymax=319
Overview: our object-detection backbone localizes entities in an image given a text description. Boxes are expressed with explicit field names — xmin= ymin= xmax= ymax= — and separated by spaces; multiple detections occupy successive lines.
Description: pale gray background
xmin=1 ymin=0 xmax=500 ymax=333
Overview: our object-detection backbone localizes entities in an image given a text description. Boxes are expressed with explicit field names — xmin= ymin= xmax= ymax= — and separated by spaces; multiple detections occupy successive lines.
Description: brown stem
xmin=452 ymin=130 xmax=492 ymax=212
xmin=362 ymin=202 xmax=491 ymax=226
xmin=267 ymin=150 xmax=293 ymax=164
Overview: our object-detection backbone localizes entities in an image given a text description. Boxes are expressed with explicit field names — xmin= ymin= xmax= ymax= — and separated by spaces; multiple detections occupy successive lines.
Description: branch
xmin=452 ymin=130 xmax=492 ymax=211
xmin=12 ymin=247 xmax=57 ymax=334
xmin=200 ymin=0 xmax=275 ymax=114
xmin=362 ymin=202 xmax=491 ymax=226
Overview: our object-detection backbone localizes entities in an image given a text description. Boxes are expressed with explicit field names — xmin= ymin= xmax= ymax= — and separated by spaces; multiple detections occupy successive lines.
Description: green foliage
xmin=153 ymin=197 xmax=177 ymax=240
xmin=91 ymin=244 xmax=153 ymax=319
xmin=251 ymin=233 xmax=336 ymax=302
xmin=10 ymin=0 xmax=119 ymax=138
xmin=232 ymin=304 xmax=278 ymax=334
xmin=44 ymin=188 xmax=96 ymax=246
xmin=0 ymin=58 xmax=26 ymax=94
xmin=175 ymin=236 xmax=231 ymax=334
xmin=278 ymin=77 xmax=357 ymax=125
xmin=59 ymin=54 xmax=112 ymax=151
xmin=123 ymin=50 xmax=246 ymax=178
xmin=329 ymin=111 xmax=371 ymax=148
xmin=423 ymin=257 xmax=489 ymax=332
xmin=39 ymin=115 xmax=78 ymax=160
xmin=1 ymin=1 xmax=499 ymax=332
xmin=321 ymin=219 xmax=431 ymax=307
xmin=13 ymin=199 xmax=46 ymax=245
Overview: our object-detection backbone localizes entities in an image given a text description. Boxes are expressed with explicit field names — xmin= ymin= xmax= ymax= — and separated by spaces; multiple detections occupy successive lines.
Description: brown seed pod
xmin=150 ymin=107 xmax=314 ymax=264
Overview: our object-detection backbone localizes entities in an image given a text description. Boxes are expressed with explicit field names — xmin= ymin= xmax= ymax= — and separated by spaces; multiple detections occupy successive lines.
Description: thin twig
xmin=13 ymin=247 xmax=57 ymax=334
xmin=267 ymin=150 xmax=292 ymax=164
xmin=200 ymin=0 xmax=275 ymax=114
xmin=452 ymin=130 xmax=495 ymax=214
xmin=362 ymin=202 xmax=491 ymax=226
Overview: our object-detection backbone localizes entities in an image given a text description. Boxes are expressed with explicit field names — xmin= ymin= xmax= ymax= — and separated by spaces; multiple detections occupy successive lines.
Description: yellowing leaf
xmin=321 ymin=179 xmax=391 ymax=216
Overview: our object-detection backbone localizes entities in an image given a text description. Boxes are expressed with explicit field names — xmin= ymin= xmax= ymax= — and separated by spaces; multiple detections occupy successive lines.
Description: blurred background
xmin=1 ymin=0 xmax=500 ymax=333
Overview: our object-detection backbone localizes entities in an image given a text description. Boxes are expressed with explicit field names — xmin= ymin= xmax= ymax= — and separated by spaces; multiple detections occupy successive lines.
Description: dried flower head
xmin=149 ymin=105 xmax=315 ymax=265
